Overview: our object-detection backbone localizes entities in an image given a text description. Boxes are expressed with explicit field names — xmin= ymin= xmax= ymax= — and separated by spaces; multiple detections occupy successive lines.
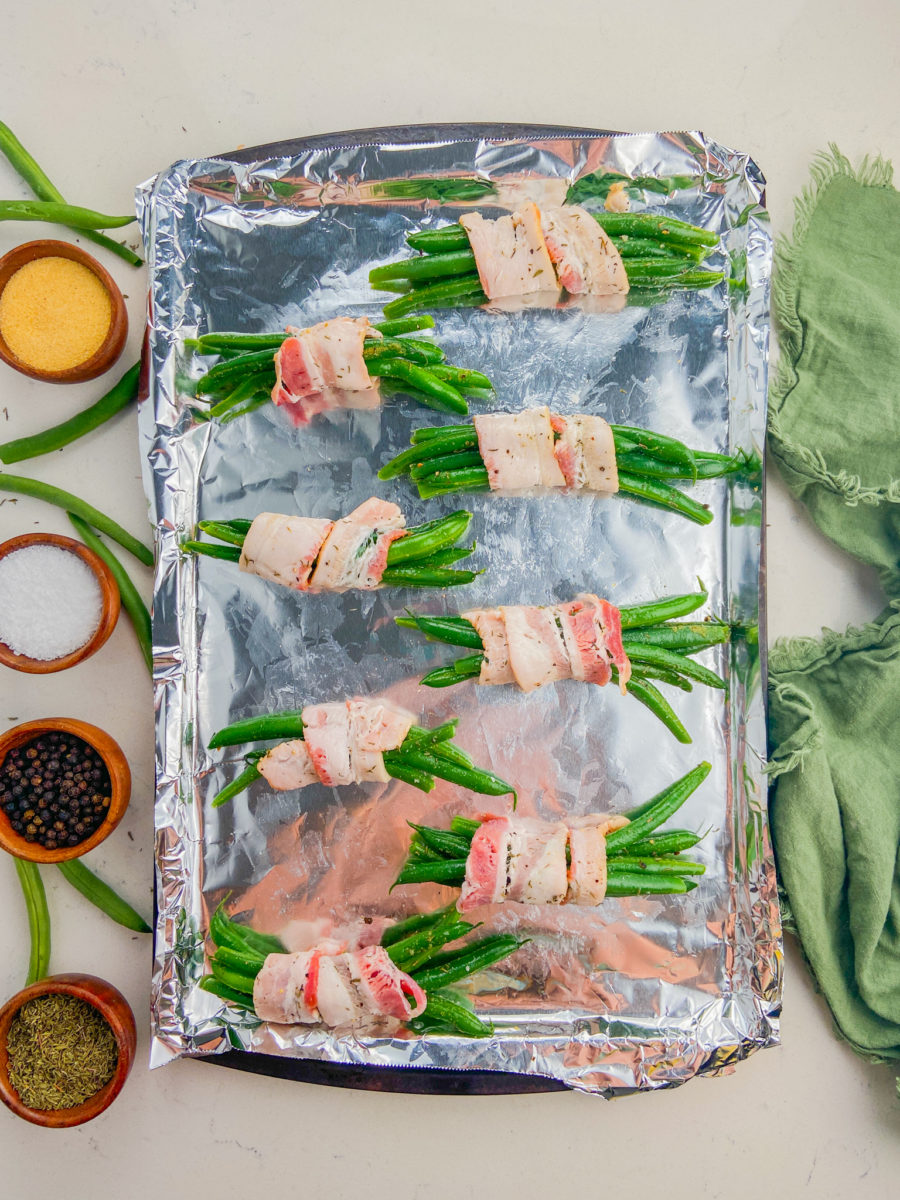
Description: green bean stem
xmin=14 ymin=858 xmax=50 ymax=986
xmin=0 ymin=473 xmax=154 ymax=565
xmin=56 ymin=858 xmax=152 ymax=932
xmin=69 ymin=514 xmax=153 ymax=674
xmin=0 ymin=364 xmax=141 ymax=464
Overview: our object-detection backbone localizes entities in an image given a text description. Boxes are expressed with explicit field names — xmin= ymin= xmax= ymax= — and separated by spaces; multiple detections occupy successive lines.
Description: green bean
xmin=0 ymin=120 xmax=143 ymax=266
xmin=370 ymin=359 xmax=469 ymax=414
xmin=195 ymin=350 xmax=277 ymax=396
xmin=380 ymin=565 xmax=478 ymax=588
xmin=604 ymin=873 xmax=691 ymax=896
xmin=395 ymin=614 xmax=483 ymax=649
xmin=14 ymin=858 xmax=50 ymax=986
xmin=410 ymin=450 xmax=486 ymax=480
xmin=380 ymin=904 xmax=456 ymax=948
xmin=372 ymin=315 xmax=436 ymax=336
xmin=228 ymin=925 xmax=286 ymax=959
xmin=197 ymin=333 xmax=286 ymax=353
xmin=426 ymin=365 xmax=493 ymax=393
xmin=450 ymin=816 xmax=481 ymax=838
xmin=386 ymin=762 xmax=436 ymax=792
xmin=613 ymin=237 xmax=687 ymax=259
xmin=388 ymin=916 xmax=475 ymax=972
xmin=613 ymin=830 xmax=702 ymax=858
xmin=625 ymin=675 xmax=692 ymax=742
xmin=197 ymin=520 xmax=247 ymax=548
xmin=407 ymin=823 xmax=476 ymax=860
xmin=220 ymin=392 xmax=271 ymax=425
xmin=618 ymin=590 xmax=708 ymax=629
xmin=413 ymin=992 xmax=493 ymax=1038
xmin=626 ymin=643 xmax=725 ymax=688
xmin=0 ymin=364 xmax=141 ymax=464
xmin=390 ymin=337 xmax=446 ymax=363
xmin=403 ymin=721 xmax=459 ymax=749
xmin=363 ymin=338 xmax=433 ymax=366
xmin=198 ymin=976 xmax=256 ymax=1009
xmin=212 ymin=945 xmax=267 ymax=975
xmin=68 ymin=515 xmax=153 ymax=674
xmin=417 ymin=466 xmax=491 ymax=498
xmin=390 ymin=749 xmax=512 ymax=798
xmin=393 ymin=859 xmax=468 ymax=888
xmin=379 ymin=430 xmax=478 ymax=479
xmin=415 ymin=546 xmax=475 ymax=568
xmin=207 ymin=370 xmax=272 ymax=418
xmin=382 ymin=277 xmax=487 ymax=320
xmin=667 ymin=270 xmax=723 ymax=289
xmin=607 ymin=762 xmax=711 ymax=853
xmin=411 ymin=934 xmax=523 ymax=990
xmin=386 ymin=510 xmax=472 ymax=564
xmin=611 ymin=424 xmax=697 ymax=478
xmin=420 ymin=656 xmax=483 ymax=687
xmin=370 ymin=249 xmax=478 ymax=285
xmin=221 ymin=518 xmax=254 ymax=534
xmin=182 ymin=540 xmax=242 ymax=562
xmin=0 ymin=199 xmax=135 ymax=229
xmin=607 ymin=856 xmax=705 ymax=876
xmin=210 ymin=903 xmax=252 ymax=954
xmin=208 ymin=712 xmax=305 ymax=749
xmin=594 ymin=212 xmax=719 ymax=248
xmin=210 ymin=906 xmax=286 ymax=958
xmin=210 ymin=959 xmax=258 ymax=994
xmin=0 ymin=473 xmax=153 ymax=565
xmin=633 ymin=664 xmax=694 ymax=691
xmin=411 ymin=423 xmax=476 ymax=445
xmin=211 ymin=762 xmax=263 ymax=807
xmin=408 ymin=838 xmax=443 ymax=862
xmin=405 ymin=226 xmax=471 ymax=253
xmin=615 ymin=449 xmax=742 ymax=482
xmin=616 ymin=470 xmax=713 ymax=524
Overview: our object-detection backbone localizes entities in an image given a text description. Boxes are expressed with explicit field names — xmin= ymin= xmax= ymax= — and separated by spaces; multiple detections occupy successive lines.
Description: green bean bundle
xmin=188 ymin=314 xmax=494 ymax=423
xmin=396 ymin=590 xmax=731 ymax=744
xmin=370 ymin=209 xmax=723 ymax=318
xmin=183 ymin=507 xmax=481 ymax=590
xmin=394 ymin=763 xmax=711 ymax=900
xmin=208 ymin=710 xmax=515 ymax=807
xmin=200 ymin=901 xmax=526 ymax=1038
xmin=379 ymin=416 xmax=749 ymax=524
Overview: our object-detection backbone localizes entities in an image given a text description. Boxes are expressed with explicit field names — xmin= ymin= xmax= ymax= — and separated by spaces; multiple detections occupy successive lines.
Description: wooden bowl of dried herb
xmin=0 ymin=973 xmax=136 ymax=1127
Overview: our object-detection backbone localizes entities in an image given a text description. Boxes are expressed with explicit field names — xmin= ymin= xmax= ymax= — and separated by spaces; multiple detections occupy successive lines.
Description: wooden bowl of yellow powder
xmin=0 ymin=240 xmax=128 ymax=383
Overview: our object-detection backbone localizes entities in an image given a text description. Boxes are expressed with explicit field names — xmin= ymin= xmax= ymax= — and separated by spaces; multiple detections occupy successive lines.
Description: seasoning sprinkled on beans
xmin=0 ymin=731 xmax=112 ymax=850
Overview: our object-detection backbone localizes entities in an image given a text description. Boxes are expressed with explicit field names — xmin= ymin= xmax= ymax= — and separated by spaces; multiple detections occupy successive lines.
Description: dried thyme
xmin=7 ymin=994 xmax=117 ymax=1110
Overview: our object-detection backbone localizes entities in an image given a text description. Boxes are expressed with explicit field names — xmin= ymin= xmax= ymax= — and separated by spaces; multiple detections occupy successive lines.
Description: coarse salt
xmin=0 ymin=545 xmax=103 ymax=660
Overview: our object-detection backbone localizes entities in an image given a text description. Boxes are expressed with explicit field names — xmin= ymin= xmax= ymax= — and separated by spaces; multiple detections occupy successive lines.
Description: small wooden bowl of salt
xmin=0 ymin=533 xmax=120 ymax=672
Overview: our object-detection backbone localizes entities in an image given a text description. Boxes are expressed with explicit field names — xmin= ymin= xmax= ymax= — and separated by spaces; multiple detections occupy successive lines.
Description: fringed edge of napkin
xmin=768 ymin=144 xmax=899 ymax=508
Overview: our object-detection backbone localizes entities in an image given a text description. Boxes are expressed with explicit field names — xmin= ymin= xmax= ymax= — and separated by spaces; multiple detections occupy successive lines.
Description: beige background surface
xmin=0 ymin=1 xmax=898 ymax=1195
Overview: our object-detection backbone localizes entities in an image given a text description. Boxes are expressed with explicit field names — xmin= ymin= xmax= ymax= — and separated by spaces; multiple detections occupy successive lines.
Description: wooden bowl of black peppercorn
xmin=0 ymin=719 xmax=131 ymax=864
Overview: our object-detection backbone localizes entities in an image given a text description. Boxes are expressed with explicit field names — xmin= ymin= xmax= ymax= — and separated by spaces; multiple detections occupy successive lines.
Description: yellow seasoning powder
xmin=0 ymin=256 xmax=112 ymax=373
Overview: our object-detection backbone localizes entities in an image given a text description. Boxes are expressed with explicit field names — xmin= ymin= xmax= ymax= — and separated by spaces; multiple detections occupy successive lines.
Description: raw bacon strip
xmin=598 ymin=598 xmax=631 ymax=691
xmin=257 ymin=739 xmax=320 ymax=791
xmin=458 ymin=817 xmax=512 ymax=913
xmin=556 ymin=593 xmax=614 ymax=687
xmin=272 ymin=316 xmax=380 ymax=425
xmin=541 ymin=205 xmax=629 ymax=296
xmin=502 ymin=604 xmax=572 ymax=693
xmin=473 ymin=407 xmax=565 ymax=492
xmin=457 ymin=813 xmax=632 ymax=911
xmin=353 ymin=946 xmax=427 ymax=1019
xmin=348 ymin=698 xmax=416 ymax=785
xmin=461 ymin=608 xmax=516 ymax=686
xmin=551 ymin=415 xmax=618 ymax=494
xmin=506 ymin=818 xmax=569 ymax=904
xmin=309 ymin=497 xmax=406 ymax=592
xmin=460 ymin=202 xmax=557 ymax=300
xmin=300 ymin=702 xmax=354 ymax=787
xmin=239 ymin=513 xmax=334 ymax=590
xmin=253 ymin=950 xmax=320 ymax=1024
xmin=474 ymin=409 xmax=618 ymax=495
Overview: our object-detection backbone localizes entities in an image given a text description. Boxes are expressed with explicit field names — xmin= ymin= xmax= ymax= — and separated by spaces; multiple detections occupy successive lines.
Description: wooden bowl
xmin=0 ymin=974 xmax=136 ymax=1127
xmin=0 ymin=532 xmax=120 ymax=673
xmin=0 ymin=718 xmax=131 ymax=864
xmin=0 ymin=239 xmax=128 ymax=383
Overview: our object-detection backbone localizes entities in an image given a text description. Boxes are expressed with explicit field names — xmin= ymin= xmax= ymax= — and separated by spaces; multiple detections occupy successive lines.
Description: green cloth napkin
xmin=767 ymin=146 xmax=900 ymax=1062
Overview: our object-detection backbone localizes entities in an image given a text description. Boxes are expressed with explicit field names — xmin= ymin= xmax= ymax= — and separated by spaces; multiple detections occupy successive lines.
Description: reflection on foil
xmin=137 ymin=126 xmax=780 ymax=1094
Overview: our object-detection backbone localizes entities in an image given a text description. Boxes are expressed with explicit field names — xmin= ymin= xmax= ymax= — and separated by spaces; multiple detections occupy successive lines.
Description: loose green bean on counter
xmin=56 ymin=858 xmax=152 ymax=933
xmin=14 ymin=858 xmax=50 ymax=987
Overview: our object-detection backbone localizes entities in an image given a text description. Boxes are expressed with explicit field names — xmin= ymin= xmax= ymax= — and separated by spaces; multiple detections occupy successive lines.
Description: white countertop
xmin=1 ymin=1 xmax=898 ymax=1194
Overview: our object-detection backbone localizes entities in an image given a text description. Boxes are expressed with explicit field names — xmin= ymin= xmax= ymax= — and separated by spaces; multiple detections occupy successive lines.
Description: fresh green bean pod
xmin=604 ymin=873 xmax=691 ymax=896
xmin=56 ymin=858 xmax=151 ymax=932
xmin=372 ymin=315 xmax=436 ymax=336
xmin=626 ymin=643 xmax=725 ymax=689
xmin=182 ymin=541 xmax=243 ymax=562
xmin=370 ymin=249 xmax=478 ymax=284
xmin=594 ymin=212 xmax=719 ymax=247
xmin=617 ymin=470 xmax=712 ymax=523
xmin=382 ymin=277 xmax=487 ymax=320
xmin=0 ymin=199 xmax=135 ymax=228
xmin=606 ymin=762 xmax=711 ymax=852
xmin=607 ymin=856 xmax=705 ymax=876
xmin=386 ymin=510 xmax=472 ymax=564
xmin=614 ymin=830 xmax=703 ymax=857
xmin=412 ymin=992 xmax=493 ymax=1038
xmin=0 ymin=364 xmax=141 ymax=464
xmin=14 ymin=858 xmax=50 ymax=986
xmin=379 ymin=904 xmax=456 ymax=948
xmin=197 ymin=333 xmax=286 ymax=353
xmin=618 ymin=591 xmax=708 ymax=629
xmin=410 ymin=450 xmax=486 ymax=480
xmin=394 ymin=614 xmax=483 ymax=649
xmin=211 ymin=762 xmax=263 ymax=807
xmin=196 ymin=350 xmax=277 ymax=396
xmin=625 ymin=675 xmax=692 ymax=742
xmin=392 ymin=859 xmax=468 ymax=887
xmin=411 ymin=934 xmax=523 ymax=990
xmin=385 ymin=762 xmax=436 ymax=792
xmin=405 ymin=226 xmax=471 ymax=254
xmin=370 ymin=359 xmax=469 ymax=414
xmin=208 ymin=712 xmax=305 ymax=749
xmin=212 ymin=944 xmax=267 ymax=975
xmin=198 ymin=977 xmax=256 ymax=1009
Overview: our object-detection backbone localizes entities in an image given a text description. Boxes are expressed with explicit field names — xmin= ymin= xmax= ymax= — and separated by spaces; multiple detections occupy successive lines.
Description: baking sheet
xmin=137 ymin=125 xmax=779 ymax=1094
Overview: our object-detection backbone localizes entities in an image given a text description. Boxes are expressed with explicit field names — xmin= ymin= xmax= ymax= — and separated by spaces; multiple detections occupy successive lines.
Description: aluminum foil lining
xmin=137 ymin=126 xmax=780 ymax=1094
